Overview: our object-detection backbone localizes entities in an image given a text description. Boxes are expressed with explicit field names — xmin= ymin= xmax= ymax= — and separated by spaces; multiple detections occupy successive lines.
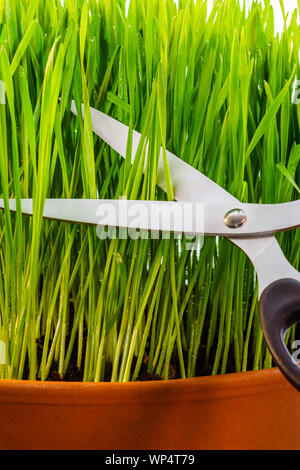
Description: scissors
xmin=1 ymin=102 xmax=300 ymax=390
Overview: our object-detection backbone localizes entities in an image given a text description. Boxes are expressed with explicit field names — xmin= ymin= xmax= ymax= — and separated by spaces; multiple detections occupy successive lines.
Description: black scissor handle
xmin=260 ymin=278 xmax=300 ymax=391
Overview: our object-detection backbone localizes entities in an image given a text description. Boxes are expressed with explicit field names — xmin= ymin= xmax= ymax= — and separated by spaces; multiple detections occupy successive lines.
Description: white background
xmin=207 ymin=1 xmax=299 ymax=33
xmin=125 ymin=1 xmax=299 ymax=33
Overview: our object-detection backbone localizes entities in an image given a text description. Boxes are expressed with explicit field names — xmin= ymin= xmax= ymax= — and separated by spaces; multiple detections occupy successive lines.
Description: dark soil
xmin=35 ymin=336 xmax=84 ymax=381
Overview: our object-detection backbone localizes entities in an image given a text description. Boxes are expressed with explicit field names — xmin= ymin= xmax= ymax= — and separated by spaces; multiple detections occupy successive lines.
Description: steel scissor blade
xmin=0 ymin=199 xmax=101 ymax=225
xmin=1 ymin=198 xmax=300 ymax=238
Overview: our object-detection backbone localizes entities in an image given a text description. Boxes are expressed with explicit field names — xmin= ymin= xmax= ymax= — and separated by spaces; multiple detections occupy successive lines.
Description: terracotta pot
xmin=0 ymin=367 xmax=299 ymax=450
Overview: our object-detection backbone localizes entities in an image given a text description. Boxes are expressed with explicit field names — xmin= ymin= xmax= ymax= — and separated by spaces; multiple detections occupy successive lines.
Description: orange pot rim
xmin=0 ymin=366 xmax=291 ymax=406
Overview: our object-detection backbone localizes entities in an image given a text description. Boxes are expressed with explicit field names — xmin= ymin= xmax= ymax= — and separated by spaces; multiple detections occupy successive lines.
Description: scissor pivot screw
xmin=224 ymin=208 xmax=247 ymax=228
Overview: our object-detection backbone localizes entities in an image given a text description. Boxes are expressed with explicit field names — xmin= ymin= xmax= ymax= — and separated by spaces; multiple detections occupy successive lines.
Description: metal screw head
xmin=224 ymin=208 xmax=247 ymax=229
